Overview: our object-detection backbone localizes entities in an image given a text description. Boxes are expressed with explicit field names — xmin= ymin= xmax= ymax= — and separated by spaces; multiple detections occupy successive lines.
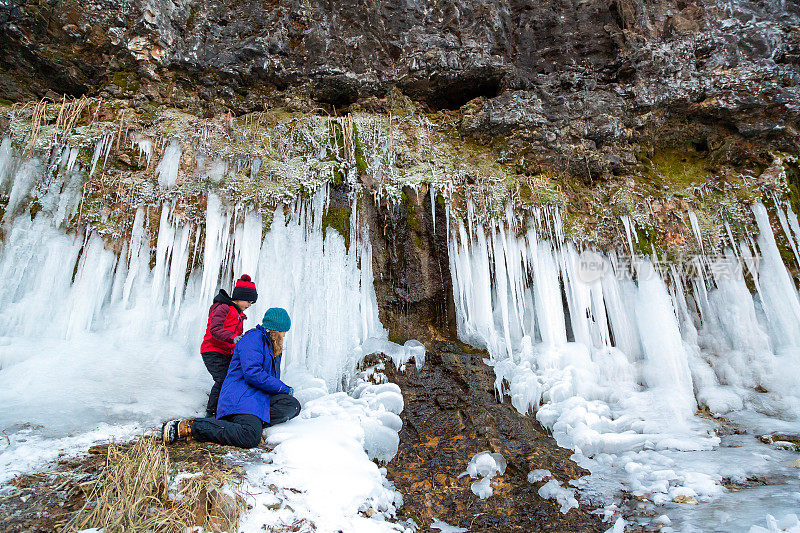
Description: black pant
xmin=201 ymin=352 xmax=230 ymax=417
xmin=191 ymin=394 xmax=302 ymax=449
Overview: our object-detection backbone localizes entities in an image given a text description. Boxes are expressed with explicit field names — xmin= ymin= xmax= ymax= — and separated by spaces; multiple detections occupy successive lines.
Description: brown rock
xmin=382 ymin=343 xmax=605 ymax=532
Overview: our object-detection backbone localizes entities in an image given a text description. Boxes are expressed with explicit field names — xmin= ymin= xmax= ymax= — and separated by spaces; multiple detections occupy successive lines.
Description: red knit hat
xmin=231 ymin=274 xmax=258 ymax=302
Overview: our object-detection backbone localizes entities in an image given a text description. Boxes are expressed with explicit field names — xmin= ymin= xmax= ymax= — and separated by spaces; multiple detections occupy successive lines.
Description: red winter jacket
xmin=201 ymin=290 xmax=246 ymax=357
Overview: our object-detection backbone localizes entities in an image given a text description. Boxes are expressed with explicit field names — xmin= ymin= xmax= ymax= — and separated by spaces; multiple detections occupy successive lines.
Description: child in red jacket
xmin=200 ymin=274 xmax=258 ymax=417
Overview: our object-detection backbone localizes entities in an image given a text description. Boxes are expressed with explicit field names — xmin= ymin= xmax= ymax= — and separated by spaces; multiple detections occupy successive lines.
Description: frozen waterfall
xmin=0 ymin=138 xmax=386 ymax=441
xmin=448 ymin=202 xmax=800 ymax=530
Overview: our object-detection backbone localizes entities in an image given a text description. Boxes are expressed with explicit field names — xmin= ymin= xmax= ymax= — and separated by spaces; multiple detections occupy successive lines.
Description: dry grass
xmin=25 ymin=98 xmax=48 ymax=156
xmin=66 ymin=438 xmax=244 ymax=533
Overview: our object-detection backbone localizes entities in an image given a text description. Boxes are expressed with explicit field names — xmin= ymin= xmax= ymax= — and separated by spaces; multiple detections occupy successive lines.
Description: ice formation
xmin=360 ymin=338 xmax=426 ymax=370
xmin=527 ymin=469 xmax=552 ymax=483
xmin=749 ymin=514 xmax=800 ymax=533
xmin=459 ymin=450 xmax=507 ymax=499
xmin=430 ymin=517 xmax=468 ymax=533
xmin=448 ymin=201 xmax=800 ymax=529
xmin=0 ymin=137 xmax=400 ymax=532
xmin=537 ymin=479 xmax=579 ymax=514
xmin=155 ymin=140 xmax=182 ymax=188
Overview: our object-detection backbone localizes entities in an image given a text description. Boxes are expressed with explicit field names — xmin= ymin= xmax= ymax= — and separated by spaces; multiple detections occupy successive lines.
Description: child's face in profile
xmin=234 ymin=300 xmax=253 ymax=310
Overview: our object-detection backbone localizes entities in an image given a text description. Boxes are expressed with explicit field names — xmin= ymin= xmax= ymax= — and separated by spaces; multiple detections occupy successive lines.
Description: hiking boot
xmin=162 ymin=418 xmax=193 ymax=445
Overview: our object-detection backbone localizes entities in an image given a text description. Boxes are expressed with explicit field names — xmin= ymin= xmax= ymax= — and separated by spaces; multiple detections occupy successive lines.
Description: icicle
xmin=135 ymin=137 xmax=153 ymax=167
xmin=774 ymin=201 xmax=800 ymax=267
xmin=155 ymin=140 xmax=182 ymax=188
xmin=3 ymin=158 xmax=41 ymax=222
xmin=621 ymin=215 xmax=636 ymax=256
xmin=0 ymin=137 xmax=13 ymax=191
xmin=688 ymin=210 xmax=705 ymax=257
xmin=430 ymin=185 xmax=436 ymax=235
xmin=786 ymin=202 xmax=800 ymax=261
xmin=634 ymin=259 xmax=697 ymax=421
xmin=723 ymin=220 xmax=739 ymax=258
xmin=89 ymin=135 xmax=110 ymax=177
xmin=752 ymin=202 xmax=800 ymax=348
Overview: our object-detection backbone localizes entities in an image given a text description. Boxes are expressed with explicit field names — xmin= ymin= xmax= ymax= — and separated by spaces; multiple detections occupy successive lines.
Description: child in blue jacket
xmin=163 ymin=308 xmax=300 ymax=448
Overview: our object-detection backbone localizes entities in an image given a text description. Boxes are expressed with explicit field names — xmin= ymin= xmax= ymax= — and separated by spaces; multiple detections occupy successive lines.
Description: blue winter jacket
xmin=216 ymin=325 xmax=292 ymax=422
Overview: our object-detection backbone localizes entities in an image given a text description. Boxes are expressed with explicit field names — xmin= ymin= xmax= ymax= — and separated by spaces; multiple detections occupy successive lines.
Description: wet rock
xmin=364 ymin=186 xmax=454 ymax=342
xmin=382 ymin=342 xmax=605 ymax=532
xmin=758 ymin=433 xmax=800 ymax=452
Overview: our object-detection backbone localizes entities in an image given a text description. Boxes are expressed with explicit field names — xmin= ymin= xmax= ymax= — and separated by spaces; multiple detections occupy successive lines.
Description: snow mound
xmin=749 ymin=514 xmax=800 ymax=533
xmin=237 ymin=376 xmax=409 ymax=532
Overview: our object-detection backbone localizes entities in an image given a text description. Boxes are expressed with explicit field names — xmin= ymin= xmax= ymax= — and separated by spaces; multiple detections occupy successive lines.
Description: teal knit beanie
xmin=262 ymin=307 xmax=291 ymax=332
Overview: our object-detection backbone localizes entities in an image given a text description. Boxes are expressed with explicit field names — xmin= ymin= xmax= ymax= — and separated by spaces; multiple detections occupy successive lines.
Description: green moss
xmin=352 ymin=123 xmax=368 ymax=176
xmin=401 ymin=187 xmax=422 ymax=233
xmin=388 ymin=330 xmax=406 ymax=345
xmin=107 ymin=71 xmax=141 ymax=93
xmin=321 ymin=205 xmax=351 ymax=249
xmin=632 ymin=225 xmax=660 ymax=256
xmin=647 ymin=148 xmax=713 ymax=187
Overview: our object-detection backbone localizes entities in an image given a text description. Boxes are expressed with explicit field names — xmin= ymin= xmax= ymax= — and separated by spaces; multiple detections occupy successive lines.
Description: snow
xmin=430 ymin=517 xmax=467 ymax=532
xmin=0 ymin=423 xmax=144 ymax=485
xmin=237 ymin=372 xmax=409 ymax=532
xmin=448 ymin=201 xmax=800 ymax=530
xmin=606 ymin=517 xmax=626 ymax=533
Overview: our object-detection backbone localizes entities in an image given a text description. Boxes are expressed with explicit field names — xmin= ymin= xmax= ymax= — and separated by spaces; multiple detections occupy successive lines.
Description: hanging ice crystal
xmin=155 ymin=140 xmax=182 ymax=188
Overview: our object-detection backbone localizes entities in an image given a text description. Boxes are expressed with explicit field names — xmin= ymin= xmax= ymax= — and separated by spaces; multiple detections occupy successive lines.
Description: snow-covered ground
xmin=0 ymin=368 xmax=415 ymax=532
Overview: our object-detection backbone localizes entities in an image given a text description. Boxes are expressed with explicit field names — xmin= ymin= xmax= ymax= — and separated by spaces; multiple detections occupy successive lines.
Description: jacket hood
xmin=213 ymin=289 xmax=236 ymax=306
